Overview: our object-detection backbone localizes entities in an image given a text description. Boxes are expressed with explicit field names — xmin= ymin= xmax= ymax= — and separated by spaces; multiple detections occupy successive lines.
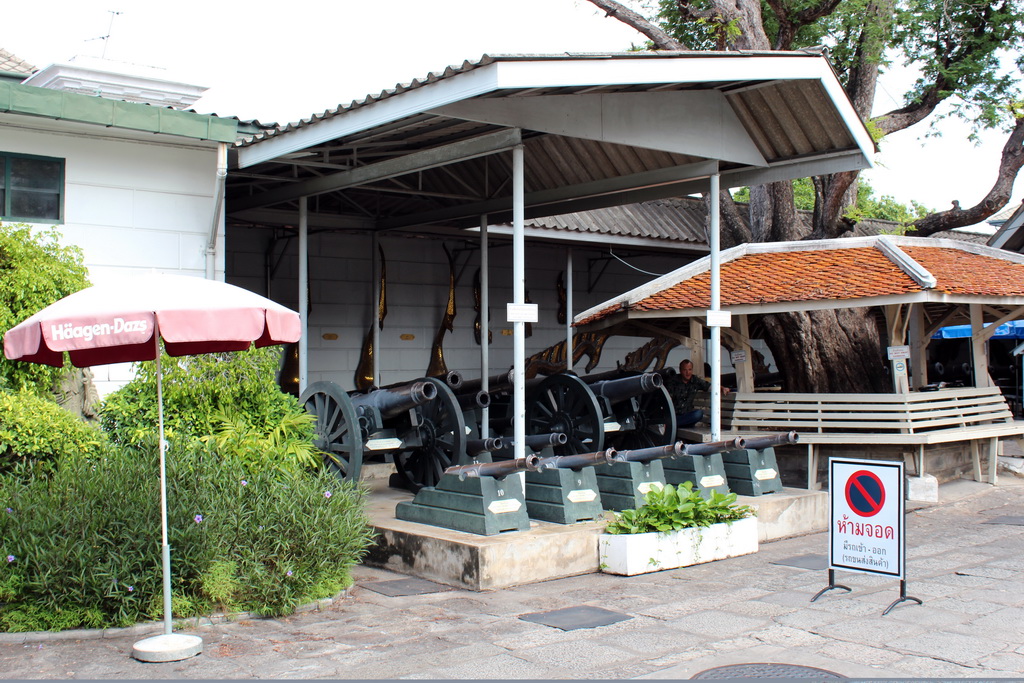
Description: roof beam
xmin=379 ymin=159 xmax=720 ymax=230
xmin=231 ymin=129 xmax=522 ymax=212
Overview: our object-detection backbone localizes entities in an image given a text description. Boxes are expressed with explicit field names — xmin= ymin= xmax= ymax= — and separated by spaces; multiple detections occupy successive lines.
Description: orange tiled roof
xmin=635 ymin=247 xmax=919 ymax=313
xmin=577 ymin=238 xmax=1024 ymax=326
xmin=904 ymin=246 xmax=1024 ymax=296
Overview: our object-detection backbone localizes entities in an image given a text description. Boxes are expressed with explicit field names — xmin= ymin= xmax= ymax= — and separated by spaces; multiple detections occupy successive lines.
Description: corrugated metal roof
xmin=513 ymin=196 xmax=982 ymax=248
xmin=227 ymin=51 xmax=873 ymax=233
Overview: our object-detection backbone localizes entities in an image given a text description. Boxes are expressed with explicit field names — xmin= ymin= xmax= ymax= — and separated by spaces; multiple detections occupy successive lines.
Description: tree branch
xmin=871 ymin=75 xmax=949 ymax=136
xmin=909 ymin=116 xmax=1024 ymax=236
xmin=583 ymin=0 xmax=689 ymax=50
xmin=764 ymin=0 xmax=843 ymax=50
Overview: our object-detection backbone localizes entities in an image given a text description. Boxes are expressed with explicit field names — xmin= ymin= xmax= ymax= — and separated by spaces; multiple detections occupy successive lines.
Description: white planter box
xmin=599 ymin=517 xmax=758 ymax=576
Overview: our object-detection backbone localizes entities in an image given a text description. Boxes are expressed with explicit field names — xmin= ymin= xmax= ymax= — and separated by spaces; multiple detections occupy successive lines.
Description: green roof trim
xmin=0 ymin=81 xmax=237 ymax=143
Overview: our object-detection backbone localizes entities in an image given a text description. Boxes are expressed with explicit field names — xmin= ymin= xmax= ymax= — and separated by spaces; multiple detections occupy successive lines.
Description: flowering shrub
xmin=0 ymin=444 xmax=376 ymax=631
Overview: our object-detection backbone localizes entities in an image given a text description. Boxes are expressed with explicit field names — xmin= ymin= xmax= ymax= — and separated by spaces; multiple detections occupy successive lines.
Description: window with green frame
xmin=0 ymin=152 xmax=65 ymax=223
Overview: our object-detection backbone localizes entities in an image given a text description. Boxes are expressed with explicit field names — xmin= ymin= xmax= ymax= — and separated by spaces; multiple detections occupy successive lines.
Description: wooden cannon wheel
xmin=391 ymin=377 xmax=468 ymax=492
xmin=605 ymin=384 xmax=676 ymax=451
xmin=299 ymin=381 xmax=364 ymax=483
xmin=526 ymin=373 xmax=605 ymax=456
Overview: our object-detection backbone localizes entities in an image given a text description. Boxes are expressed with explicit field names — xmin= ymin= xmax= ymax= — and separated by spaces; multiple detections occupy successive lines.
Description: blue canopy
xmin=933 ymin=320 xmax=1024 ymax=339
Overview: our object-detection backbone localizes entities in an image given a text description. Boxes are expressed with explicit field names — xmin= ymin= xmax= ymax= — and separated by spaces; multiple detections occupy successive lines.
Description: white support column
xmin=512 ymin=143 xmax=526 ymax=462
xmin=908 ymin=303 xmax=927 ymax=389
xmin=709 ymin=172 xmax=722 ymax=441
xmin=298 ymin=197 xmax=309 ymax=394
xmin=735 ymin=315 xmax=755 ymax=393
xmin=970 ymin=304 xmax=992 ymax=387
xmin=480 ymin=214 xmax=490 ymax=439
xmin=566 ymin=247 xmax=574 ymax=370
xmin=371 ymin=233 xmax=380 ymax=387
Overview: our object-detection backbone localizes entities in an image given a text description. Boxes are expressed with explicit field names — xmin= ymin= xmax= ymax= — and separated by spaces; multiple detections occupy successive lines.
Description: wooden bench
xmin=679 ymin=387 xmax=1024 ymax=488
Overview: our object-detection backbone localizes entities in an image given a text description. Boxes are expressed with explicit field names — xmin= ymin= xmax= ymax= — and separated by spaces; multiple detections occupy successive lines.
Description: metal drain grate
xmin=519 ymin=605 xmax=631 ymax=630
xmin=692 ymin=663 xmax=844 ymax=679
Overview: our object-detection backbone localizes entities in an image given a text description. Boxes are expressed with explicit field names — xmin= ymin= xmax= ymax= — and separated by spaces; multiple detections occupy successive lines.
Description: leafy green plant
xmin=100 ymin=346 xmax=316 ymax=472
xmin=0 ymin=222 xmax=89 ymax=395
xmin=0 ymin=443 xmax=376 ymax=631
xmin=604 ymin=482 xmax=755 ymax=535
xmin=0 ymin=388 xmax=107 ymax=475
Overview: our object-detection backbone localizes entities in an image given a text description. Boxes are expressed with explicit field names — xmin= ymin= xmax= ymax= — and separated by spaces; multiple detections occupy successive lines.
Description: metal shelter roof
xmin=575 ymin=235 xmax=1024 ymax=336
xmin=227 ymin=51 xmax=874 ymax=235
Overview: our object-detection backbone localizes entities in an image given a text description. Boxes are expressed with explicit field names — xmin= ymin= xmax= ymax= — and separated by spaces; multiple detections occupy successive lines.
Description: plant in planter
xmin=599 ymin=482 xmax=758 ymax=575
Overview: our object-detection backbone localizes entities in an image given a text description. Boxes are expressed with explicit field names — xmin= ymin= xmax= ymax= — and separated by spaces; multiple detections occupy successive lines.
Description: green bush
xmin=0 ymin=222 xmax=89 ymax=395
xmin=604 ymin=482 xmax=755 ymax=535
xmin=0 ymin=388 xmax=107 ymax=475
xmin=100 ymin=346 xmax=317 ymax=474
xmin=0 ymin=443 xmax=376 ymax=631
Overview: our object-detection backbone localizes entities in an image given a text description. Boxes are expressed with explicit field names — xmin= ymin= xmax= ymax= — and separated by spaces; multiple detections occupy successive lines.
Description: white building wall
xmin=227 ymin=226 xmax=703 ymax=391
xmin=0 ymin=117 xmax=222 ymax=395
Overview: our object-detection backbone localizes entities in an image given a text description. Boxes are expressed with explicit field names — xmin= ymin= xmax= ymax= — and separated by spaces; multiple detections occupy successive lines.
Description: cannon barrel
xmin=498 ymin=432 xmax=568 ymax=452
xmin=612 ymin=442 xmax=684 ymax=464
xmin=436 ymin=370 xmax=463 ymax=390
xmin=466 ymin=437 xmax=505 ymax=457
xmin=589 ymin=372 xmax=662 ymax=404
xmin=446 ymin=453 xmax=541 ymax=479
xmin=740 ymin=431 xmax=799 ymax=451
xmin=683 ymin=437 xmax=747 ymax=456
xmin=457 ymin=370 xmax=515 ymax=395
xmin=350 ymin=381 xmax=438 ymax=420
xmin=538 ymin=448 xmax=617 ymax=471
xmin=456 ymin=390 xmax=491 ymax=411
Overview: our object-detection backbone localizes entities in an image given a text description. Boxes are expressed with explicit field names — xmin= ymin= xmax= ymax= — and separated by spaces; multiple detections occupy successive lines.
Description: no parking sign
xmin=829 ymin=458 xmax=904 ymax=578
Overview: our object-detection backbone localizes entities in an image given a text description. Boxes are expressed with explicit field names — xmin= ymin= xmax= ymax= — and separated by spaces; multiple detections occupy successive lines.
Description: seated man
xmin=663 ymin=359 xmax=729 ymax=428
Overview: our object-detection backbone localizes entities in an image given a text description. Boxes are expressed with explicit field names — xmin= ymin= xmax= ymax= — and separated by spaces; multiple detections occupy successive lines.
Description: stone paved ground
xmin=2 ymin=478 xmax=1023 ymax=680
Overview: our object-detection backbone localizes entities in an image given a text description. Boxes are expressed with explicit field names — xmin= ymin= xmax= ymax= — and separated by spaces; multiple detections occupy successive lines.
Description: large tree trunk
xmin=584 ymin=0 xmax=891 ymax=394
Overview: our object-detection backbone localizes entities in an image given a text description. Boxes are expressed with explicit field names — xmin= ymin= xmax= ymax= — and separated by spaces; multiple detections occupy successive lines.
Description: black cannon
xmin=741 ymin=431 xmax=799 ymax=450
xmin=444 ymin=453 xmax=542 ymax=480
xmin=466 ymin=436 xmax=505 ymax=458
xmin=537 ymin=448 xmax=618 ymax=471
xmin=300 ymin=377 xmax=468 ymax=492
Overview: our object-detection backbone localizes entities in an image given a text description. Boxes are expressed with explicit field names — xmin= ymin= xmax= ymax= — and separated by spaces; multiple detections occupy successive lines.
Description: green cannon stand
xmin=661 ymin=452 xmax=731 ymax=498
xmin=594 ymin=460 xmax=666 ymax=511
xmin=523 ymin=466 xmax=605 ymax=524
xmin=395 ymin=471 xmax=531 ymax=536
xmin=721 ymin=447 xmax=784 ymax=496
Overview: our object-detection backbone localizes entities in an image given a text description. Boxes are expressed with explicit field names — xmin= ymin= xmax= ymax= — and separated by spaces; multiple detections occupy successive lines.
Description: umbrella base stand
xmin=131 ymin=633 xmax=203 ymax=662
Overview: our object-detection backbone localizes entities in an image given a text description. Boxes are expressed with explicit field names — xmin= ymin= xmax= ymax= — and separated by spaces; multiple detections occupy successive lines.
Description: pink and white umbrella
xmin=4 ymin=272 xmax=300 ymax=661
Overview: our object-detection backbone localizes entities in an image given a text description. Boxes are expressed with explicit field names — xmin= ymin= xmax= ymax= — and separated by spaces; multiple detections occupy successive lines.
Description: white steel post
xmin=512 ymin=144 xmax=526 ymax=462
xmin=709 ymin=173 xmax=722 ymax=441
xmin=566 ymin=247 xmax=573 ymax=370
xmin=371 ymin=232 xmax=380 ymax=387
xmin=298 ymin=197 xmax=309 ymax=394
xmin=480 ymin=213 xmax=490 ymax=438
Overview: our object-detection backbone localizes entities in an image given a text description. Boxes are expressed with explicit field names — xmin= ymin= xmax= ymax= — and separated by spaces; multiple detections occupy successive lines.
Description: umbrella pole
xmin=132 ymin=337 xmax=202 ymax=662
xmin=157 ymin=349 xmax=173 ymax=636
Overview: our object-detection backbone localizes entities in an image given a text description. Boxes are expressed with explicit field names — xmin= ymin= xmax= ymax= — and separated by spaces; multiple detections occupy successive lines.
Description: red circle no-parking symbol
xmin=845 ymin=470 xmax=886 ymax=517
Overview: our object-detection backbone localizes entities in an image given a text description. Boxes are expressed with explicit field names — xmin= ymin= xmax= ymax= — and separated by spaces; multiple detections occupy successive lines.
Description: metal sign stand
xmin=815 ymin=457 xmax=923 ymax=616
xmin=810 ymin=569 xmax=851 ymax=603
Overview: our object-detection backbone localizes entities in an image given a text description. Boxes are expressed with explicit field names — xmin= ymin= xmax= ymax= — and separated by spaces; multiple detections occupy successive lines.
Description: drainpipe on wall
xmin=206 ymin=142 xmax=229 ymax=280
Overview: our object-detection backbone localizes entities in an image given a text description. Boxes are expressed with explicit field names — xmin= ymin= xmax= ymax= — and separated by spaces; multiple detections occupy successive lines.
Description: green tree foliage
xmin=731 ymin=179 xmax=932 ymax=221
xmin=0 ymin=223 xmax=89 ymax=394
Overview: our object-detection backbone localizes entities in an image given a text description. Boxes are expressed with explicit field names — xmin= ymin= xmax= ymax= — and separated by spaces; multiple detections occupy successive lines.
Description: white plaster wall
xmin=0 ymin=116 xmax=222 ymax=395
xmin=227 ymin=226 xmax=707 ymax=392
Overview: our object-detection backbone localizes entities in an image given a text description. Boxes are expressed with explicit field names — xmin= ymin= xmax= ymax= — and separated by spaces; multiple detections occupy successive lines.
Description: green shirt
xmin=663 ymin=372 xmax=710 ymax=414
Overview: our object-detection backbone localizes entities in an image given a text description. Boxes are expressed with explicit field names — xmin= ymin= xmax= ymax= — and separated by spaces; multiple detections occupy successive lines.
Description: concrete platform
xmin=359 ymin=464 xmax=828 ymax=590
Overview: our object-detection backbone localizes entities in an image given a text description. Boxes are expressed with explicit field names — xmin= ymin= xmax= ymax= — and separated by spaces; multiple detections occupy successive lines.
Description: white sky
xmin=4 ymin=0 xmax=1020 ymax=224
